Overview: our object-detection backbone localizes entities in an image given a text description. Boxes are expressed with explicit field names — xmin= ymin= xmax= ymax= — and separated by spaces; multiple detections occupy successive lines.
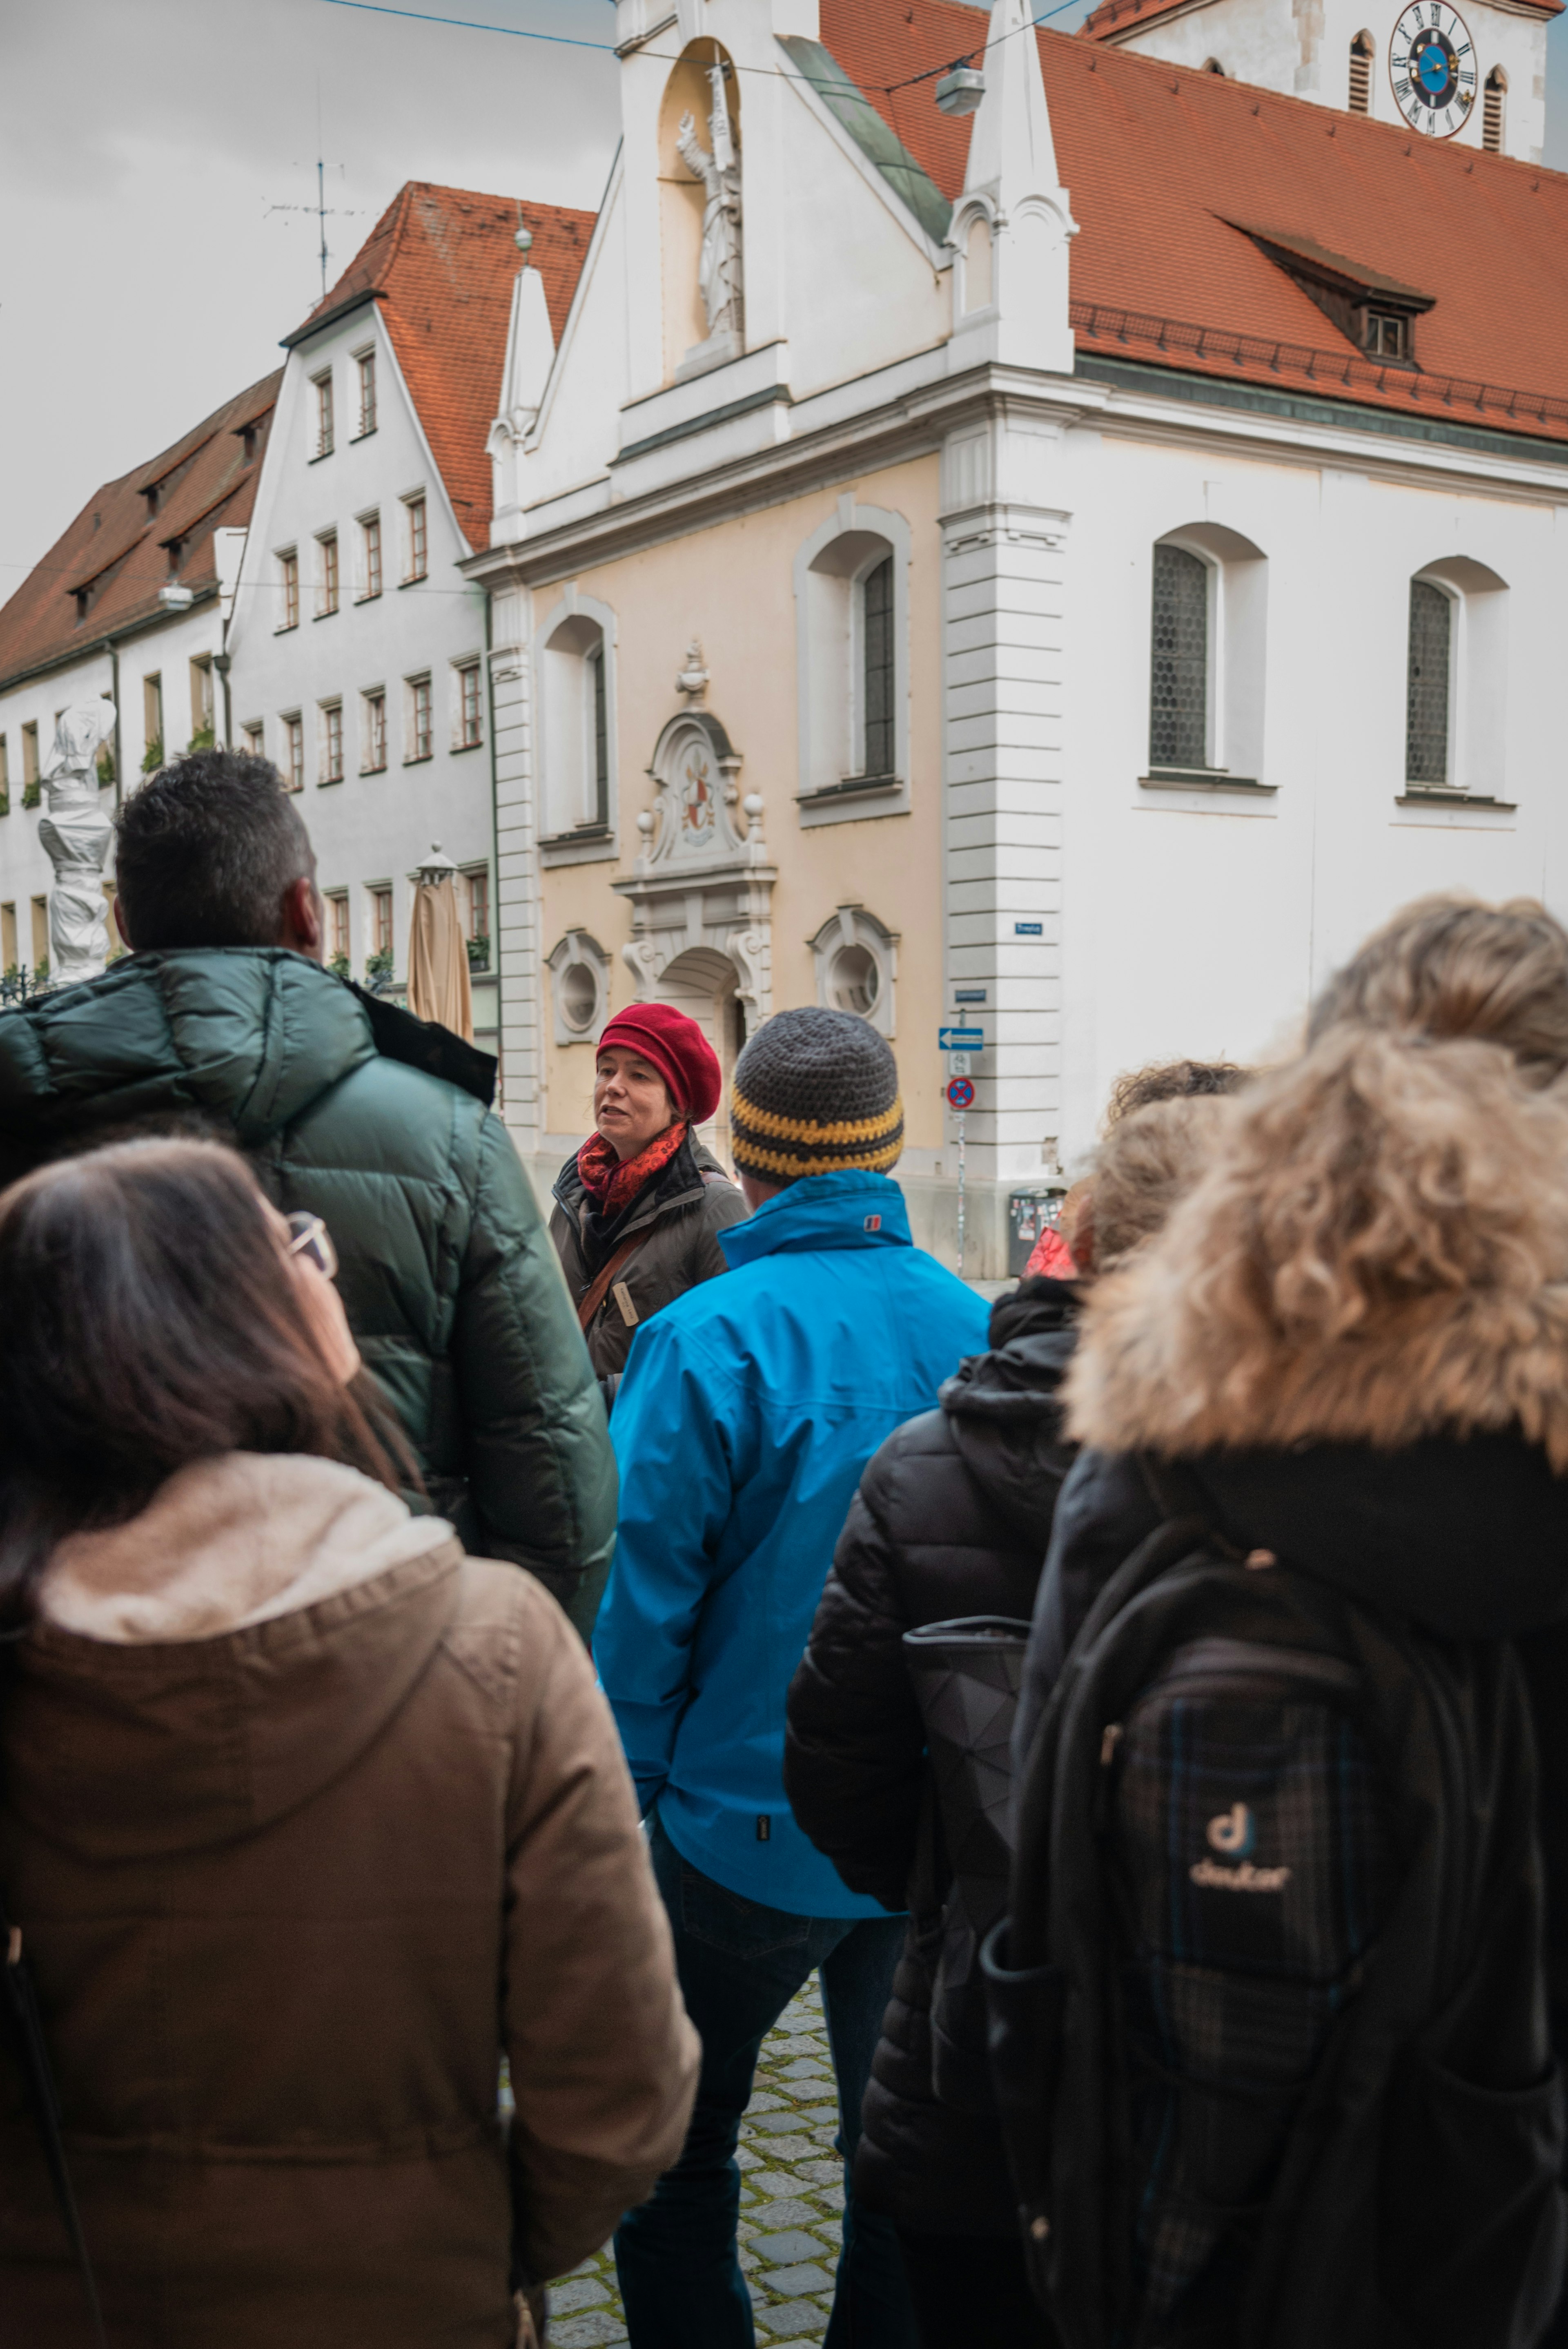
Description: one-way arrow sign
xmin=938 ymin=1026 xmax=984 ymax=1051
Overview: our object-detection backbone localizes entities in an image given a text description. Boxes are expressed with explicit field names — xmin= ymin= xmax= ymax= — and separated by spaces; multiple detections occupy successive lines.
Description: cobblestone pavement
xmin=545 ymin=1975 xmax=843 ymax=2347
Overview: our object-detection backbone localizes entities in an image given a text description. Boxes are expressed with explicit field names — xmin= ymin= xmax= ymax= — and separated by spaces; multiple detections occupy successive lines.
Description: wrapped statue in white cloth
xmin=39 ymin=698 xmax=117 ymax=984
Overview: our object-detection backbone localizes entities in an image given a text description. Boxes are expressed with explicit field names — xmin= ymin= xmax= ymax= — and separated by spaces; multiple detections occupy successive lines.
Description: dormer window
xmin=1363 ymin=310 xmax=1410 ymax=361
xmin=74 ymin=589 xmax=90 ymax=625
xmin=143 ymin=483 xmax=160 ymax=520
xmin=1232 ymin=223 xmax=1432 ymax=371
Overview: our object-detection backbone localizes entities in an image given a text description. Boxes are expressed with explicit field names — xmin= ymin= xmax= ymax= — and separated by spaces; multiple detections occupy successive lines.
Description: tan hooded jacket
xmin=0 ymin=1453 xmax=698 ymax=2349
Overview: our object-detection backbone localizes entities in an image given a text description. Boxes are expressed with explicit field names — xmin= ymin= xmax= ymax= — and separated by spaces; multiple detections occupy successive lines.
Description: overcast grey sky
xmin=4 ymin=0 xmax=1566 ymax=589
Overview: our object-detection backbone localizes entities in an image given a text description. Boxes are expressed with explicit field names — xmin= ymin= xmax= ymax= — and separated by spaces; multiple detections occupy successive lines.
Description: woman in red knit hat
xmin=549 ymin=1003 xmax=746 ymax=1402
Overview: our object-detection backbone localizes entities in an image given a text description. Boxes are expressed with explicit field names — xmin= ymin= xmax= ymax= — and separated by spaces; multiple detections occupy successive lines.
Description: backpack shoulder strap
xmin=575 ymin=1227 xmax=653 ymax=1334
xmin=1 ymin=1893 xmax=106 ymax=2349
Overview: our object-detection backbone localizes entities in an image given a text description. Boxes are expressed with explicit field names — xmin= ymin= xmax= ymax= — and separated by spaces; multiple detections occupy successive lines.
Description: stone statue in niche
xmin=676 ymin=63 xmax=743 ymax=356
xmin=39 ymin=698 xmax=117 ymax=984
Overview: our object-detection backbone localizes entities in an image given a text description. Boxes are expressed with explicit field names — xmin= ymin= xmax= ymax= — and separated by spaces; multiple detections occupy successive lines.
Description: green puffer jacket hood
xmin=0 ymin=950 xmax=616 ymax=1634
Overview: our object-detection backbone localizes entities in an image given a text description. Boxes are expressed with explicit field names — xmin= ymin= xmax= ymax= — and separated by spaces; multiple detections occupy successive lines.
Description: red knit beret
xmin=597 ymin=1003 xmax=722 ymax=1125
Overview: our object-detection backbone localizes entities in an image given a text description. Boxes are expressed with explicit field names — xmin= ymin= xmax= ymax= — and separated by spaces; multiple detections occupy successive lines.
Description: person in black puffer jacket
xmin=785 ymin=1276 xmax=1076 ymax=2343
xmin=785 ymin=1089 xmax=1237 ymax=2347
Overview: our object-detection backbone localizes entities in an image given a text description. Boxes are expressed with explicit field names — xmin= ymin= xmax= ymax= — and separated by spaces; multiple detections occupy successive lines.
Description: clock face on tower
xmin=1390 ymin=1 xmax=1478 ymax=137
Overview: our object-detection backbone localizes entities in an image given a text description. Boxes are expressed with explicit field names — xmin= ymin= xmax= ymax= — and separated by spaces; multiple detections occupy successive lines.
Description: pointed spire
xmin=498 ymin=224 xmax=556 ymax=431
xmin=488 ymin=223 xmax=557 ymax=547
xmin=964 ymin=0 xmax=1061 ymax=202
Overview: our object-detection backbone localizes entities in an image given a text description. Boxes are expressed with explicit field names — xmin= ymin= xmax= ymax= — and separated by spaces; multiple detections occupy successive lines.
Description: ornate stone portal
xmin=675 ymin=63 xmax=744 ymax=378
xmin=614 ymin=689 xmax=773 ymax=1031
xmin=39 ymin=699 xmax=117 ymax=984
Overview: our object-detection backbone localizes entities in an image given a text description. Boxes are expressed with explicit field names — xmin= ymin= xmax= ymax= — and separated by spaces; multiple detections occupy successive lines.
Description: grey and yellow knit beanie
xmin=731 ymin=1007 xmax=904 ymax=1186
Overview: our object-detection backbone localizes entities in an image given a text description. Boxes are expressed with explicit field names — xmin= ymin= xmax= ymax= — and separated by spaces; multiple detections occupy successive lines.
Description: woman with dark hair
xmin=550 ymin=1004 xmax=745 ymax=1398
xmin=0 ymin=1138 xmax=697 ymax=2349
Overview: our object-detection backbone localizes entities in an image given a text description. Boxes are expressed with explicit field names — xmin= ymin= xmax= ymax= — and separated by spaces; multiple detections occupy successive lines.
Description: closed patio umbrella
xmin=406 ymin=843 xmax=474 ymax=1042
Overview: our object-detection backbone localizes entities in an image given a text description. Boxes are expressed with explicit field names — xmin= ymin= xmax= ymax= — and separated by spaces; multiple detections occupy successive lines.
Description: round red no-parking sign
xmin=946 ymin=1077 xmax=976 ymax=1110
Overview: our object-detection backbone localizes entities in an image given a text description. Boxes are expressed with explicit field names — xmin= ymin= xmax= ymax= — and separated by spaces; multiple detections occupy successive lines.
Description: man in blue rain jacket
xmin=598 ymin=1008 xmax=990 ymax=2349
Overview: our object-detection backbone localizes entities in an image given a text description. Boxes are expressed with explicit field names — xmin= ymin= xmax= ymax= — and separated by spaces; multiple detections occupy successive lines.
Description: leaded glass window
xmin=862 ymin=555 xmax=894 ymax=776
xmin=1150 ymin=544 xmax=1209 ymax=770
xmin=1406 ymin=580 xmax=1451 ymax=785
xmin=590 ymin=644 xmax=609 ymax=828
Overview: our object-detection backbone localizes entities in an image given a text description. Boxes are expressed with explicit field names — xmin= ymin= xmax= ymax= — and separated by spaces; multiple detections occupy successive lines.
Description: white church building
xmin=456 ymin=0 xmax=1568 ymax=1271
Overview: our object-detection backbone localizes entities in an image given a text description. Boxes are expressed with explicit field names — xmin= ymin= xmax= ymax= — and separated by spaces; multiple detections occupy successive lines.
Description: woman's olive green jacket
xmin=0 ymin=948 xmax=615 ymax=1632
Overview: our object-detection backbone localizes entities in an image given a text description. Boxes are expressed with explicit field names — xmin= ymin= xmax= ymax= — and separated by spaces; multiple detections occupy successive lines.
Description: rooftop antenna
xmin=316 ymin=79 xmax=328 ymax=300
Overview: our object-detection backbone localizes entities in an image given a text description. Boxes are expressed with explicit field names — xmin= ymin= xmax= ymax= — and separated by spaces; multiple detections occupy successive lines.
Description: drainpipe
xmin=214 ymin=649 xmax=233 ymax=752
xmin=108 ymin=639 xmax=123 ymax=812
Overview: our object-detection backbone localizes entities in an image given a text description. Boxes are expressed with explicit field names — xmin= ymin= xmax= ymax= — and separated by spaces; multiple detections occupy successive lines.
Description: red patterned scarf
xmin=577 ymin=1120 xmax=689 ymax=1219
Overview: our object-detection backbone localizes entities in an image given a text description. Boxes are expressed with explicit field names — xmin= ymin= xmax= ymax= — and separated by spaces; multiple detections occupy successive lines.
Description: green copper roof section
xmin=779 ymin=37 xmax=954 ymax=246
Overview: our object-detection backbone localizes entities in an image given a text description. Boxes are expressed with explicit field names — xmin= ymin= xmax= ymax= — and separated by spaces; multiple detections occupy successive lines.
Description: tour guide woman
xmin=550 ymin=1002 xmax=745 ymax=1392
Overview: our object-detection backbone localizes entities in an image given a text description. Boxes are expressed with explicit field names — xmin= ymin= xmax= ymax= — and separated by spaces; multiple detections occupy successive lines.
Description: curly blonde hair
xmin=1090 ymin=1095 xmax=1232 ymax=1269
xmin=1066 ymin=1028 xmax=1568 ymax=1466
xmin=1309 ymin=894 xmax=1568 ymax=1086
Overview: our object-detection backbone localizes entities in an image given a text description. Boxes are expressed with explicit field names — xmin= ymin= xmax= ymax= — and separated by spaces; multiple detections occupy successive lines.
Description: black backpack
xmin=983 ymin=1506 xmax=1567 ymax=2349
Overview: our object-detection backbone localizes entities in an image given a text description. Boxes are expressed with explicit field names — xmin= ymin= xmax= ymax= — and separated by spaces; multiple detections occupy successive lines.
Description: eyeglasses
xmin=284 ymin=1211 xmax=339 ymax=1281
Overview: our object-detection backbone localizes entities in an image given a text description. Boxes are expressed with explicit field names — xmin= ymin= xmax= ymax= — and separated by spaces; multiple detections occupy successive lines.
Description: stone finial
xmin=676 ymin=641 xmax=710 ymax=701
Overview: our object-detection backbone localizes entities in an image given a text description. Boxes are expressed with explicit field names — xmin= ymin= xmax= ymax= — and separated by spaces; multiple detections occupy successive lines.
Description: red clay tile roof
xmin=0 ymin=372 xmax=280 ymax=696
xmin=288 ymin=182 xmax=596 ymax=548
xmin=819 ymin=0 xmax=1568 ymax=447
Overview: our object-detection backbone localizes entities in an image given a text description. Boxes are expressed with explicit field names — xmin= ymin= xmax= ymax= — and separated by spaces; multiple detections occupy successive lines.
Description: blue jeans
xmin=615 ymin=1813 xmax=916 ymax=2349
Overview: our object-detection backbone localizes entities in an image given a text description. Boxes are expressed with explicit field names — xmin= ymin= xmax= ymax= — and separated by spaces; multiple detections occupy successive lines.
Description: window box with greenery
xmin=22 ymin=782 xmax=40 ymax=811
xmin=328 ymin=950 xmax=351 ymax=980
xmin=364 ymin=947 xmax=394 ymax=990
xmin=185 ymin=727 xmax=214 ymax=756
xmin=141 ymin=737 xmax=164 ymax=777
xmin=466 ymin=932 xmax=491 ymax=974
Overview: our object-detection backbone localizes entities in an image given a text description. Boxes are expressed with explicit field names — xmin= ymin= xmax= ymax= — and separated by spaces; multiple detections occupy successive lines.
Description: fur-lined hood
xmin=1065 ymin=1030 xmax=1568 ymax=1469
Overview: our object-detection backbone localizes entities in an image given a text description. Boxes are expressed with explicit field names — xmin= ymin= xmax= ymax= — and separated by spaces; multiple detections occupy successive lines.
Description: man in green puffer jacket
xmin=0 ymin=751 xmax=615 ymax=1634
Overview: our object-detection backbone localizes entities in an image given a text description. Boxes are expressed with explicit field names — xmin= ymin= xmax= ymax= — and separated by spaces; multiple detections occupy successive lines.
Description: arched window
xmin=1348 ymin=31 xmax=1374 ymax=114
xmin=1149 ymin=544 xmax=1211 ymax=771
xmin=1483 ymin=66 xmax=1506 ymax=152
xmin=1201 ymin=56 xmax=1226 ymax=74
xmin=1405 ymin=580 xmax=1452 ymax=785
xmin=535 ymin=593 xmax=618 ymax=857
xmin=793 ymin=502 xmax=912 ymax=825
xmin=1404 ymin=559 xmax=1509 ymax=798
xmin=1145 ymin=525 xmax=1269 ymax=785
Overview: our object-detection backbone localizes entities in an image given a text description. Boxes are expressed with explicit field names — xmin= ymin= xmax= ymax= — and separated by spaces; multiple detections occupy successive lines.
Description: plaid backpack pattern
xmin=1111 ymin=1640 xmax=1389 ymax=2337
xmin=984 ymin=1511 xmax=1567 ymax=2349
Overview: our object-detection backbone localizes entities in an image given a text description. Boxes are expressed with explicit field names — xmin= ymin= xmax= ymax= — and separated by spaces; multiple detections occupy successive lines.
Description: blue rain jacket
xmin=597 ymin=1169 xmax=991 ymax=1916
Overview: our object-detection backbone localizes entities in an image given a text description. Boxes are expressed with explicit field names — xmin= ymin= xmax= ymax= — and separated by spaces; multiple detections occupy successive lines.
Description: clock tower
xmin=1080 ymin=0 xmax=1557 ymax=163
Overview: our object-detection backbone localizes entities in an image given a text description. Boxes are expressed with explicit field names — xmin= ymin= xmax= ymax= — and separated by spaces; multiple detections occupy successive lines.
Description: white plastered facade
xmin=224 ymin=304 xmax=499 ymax=1050
xmin=458 ymin=0 xmax=1568 ymax=1275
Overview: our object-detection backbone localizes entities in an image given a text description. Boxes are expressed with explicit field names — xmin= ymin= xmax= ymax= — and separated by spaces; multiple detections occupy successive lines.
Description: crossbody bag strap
xmin=576 ymin=1227 xmax=653 ymax=1334
xmin=1 ymin=1894 xmax=106 ymax=2347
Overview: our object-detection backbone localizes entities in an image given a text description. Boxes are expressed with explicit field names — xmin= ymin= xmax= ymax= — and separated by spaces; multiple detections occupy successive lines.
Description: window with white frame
xmin=354 ymin=348 xmax=377 ymax=437
xmin=281 ymin=712 xmax=304 ymax=792
xmin=403 ymin=494 xmax=427 ymax=582
xmin=462 ymin=866 xmax=490 ymax=970
xmin=189 ymin=656 xmax=214 ymax=745
xmin=326 ymin=891 xmax=350 ymax=968
xmin=539 ymin=609 xmax=613 ymax=840
xmin=367 ymin=885 xmax=394 ymax=973
xmin=793 ymin=503 xmax=913 ymax=825
xmin=316 ymin=531 xmax=339 ymax=618
xmin=277 ymin=549 xmax=299 ymax=631
xmin=1145 ymin=524 xmax=1268 ymax=784
xmin=455 ymin=660 xmax=483 ymax=750
xmin=808 ymin=906 xmax=899 ymax=1040
xmin=359 ymin=512 xmax=382 ymax=600
xmin=241 ymin=721 xmax=264 ymax=758
xmin=312 ymin=370 xmax=334 ymax=459
xmin=320 ymin=700 xmax=344 ymax=785
xmin=361 ymin=689 xmax=387 ymax=774
xmin=547 ymin=931 xmax=610 ymax=1044
xmin=405 ymin=674 xmax=432 ymax=763
xmin=1404 ymin=558 xmax=1509 ymax=797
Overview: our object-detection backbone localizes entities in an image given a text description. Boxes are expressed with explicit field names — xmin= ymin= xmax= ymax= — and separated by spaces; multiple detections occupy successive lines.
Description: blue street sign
xmin=938 ymin=1026 xmax=984 ymax=1050
xmin=1015 ymin=921 xmax=1043 ymax=936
